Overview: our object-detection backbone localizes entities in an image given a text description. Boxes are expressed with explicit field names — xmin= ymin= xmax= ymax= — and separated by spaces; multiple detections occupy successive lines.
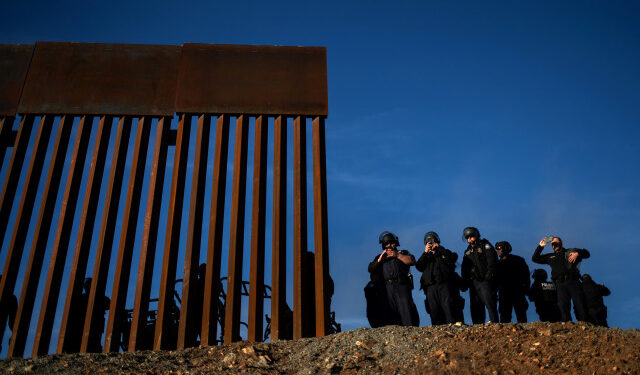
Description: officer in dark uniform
xmin=368 ymin=231 xmax=419 ymax=327
xmin=528 ymin=269 xmax=561 ymax=322
xmin=495 ymin=241 xmax=530 ymax=323
xmin=416 ymin=231 xmax=459 ymax=325
xmin=581 ymin=274 xmax=610 ymax=327
xmin=532 ymin=236 xmax=590 ymax=322
xmin=461 ymin=227 xmax=499 ymax=324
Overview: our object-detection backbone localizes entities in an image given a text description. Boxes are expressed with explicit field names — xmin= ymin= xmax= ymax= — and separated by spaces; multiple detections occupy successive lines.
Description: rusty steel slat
xmin=223 ymin=115 xmax=249 ymax=345
xmin=0 ymin=116 xmax=15 ymax=164
xmin=201 ymin=115 xmax=230 ymax=346
xmin=57 ymin=116 xmax=114 ymax=354
xmin=270 ymin=115 xmax=287 ymax=341
xmin=7 ymin=115 xmax=73 ymax=357
xmin=153 ymin=113 xmax=191 ymax=351
xmin=129 ymin=117 xmax=170 ymax=352
xmin=80 ymin=116 xmax=132 ymax=353
xmin=0 ymin=115 xmax=34 ymax=265
xmin=0 ymin=44 xmax=34 ymax=116
xmin=312 ymin=117 xmax=330 ymax=337
xmin=177 ymin=114 xmax=210 ymax=349
xmin=18 ymin=43 xmax=180 ymax=116
xmin=103 ymin=117 xmax=152 ymax=353
xmin=292 ymin=116 xmax=307 ymax=340
xmin=33 ymin=115 xmax=94 ymax=357
xmin=176 ymin=44 xmax=328 ymax=116
xmin=247 ymin=115 xmax=268 ymax=342
xmin=0 ymin=115 xmax=53 ymax=357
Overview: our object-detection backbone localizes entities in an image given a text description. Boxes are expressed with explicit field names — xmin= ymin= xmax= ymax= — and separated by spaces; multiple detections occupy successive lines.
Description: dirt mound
xmin=1 ymin=322 xmax=639 ymax=374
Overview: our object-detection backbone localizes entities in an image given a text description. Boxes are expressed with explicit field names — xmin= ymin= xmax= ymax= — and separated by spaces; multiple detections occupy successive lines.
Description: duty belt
xmin=386 ymin=277 xmax=409 ymax=285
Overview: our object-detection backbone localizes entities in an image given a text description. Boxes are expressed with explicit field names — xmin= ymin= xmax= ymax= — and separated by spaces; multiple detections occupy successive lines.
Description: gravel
xmin=1 ymin=322 xmax=639 ymax=374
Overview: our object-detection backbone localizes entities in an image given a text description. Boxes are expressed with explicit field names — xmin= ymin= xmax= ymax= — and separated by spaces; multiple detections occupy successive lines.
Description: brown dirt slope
xmin=1 ymin=322 xmax=639 ymax=374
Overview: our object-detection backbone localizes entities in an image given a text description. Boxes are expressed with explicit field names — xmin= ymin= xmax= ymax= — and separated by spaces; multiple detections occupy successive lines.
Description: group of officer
xmin=365 ymin=227 xmax=611 ymax=328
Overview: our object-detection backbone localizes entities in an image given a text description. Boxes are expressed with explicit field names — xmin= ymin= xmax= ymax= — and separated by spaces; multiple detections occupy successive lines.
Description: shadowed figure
xmin=0 ymin=275 xmax=17 ymax=353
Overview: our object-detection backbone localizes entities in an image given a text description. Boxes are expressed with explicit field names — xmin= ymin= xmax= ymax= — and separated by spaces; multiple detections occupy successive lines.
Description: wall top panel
xmin=18 ymin=42 xmax=181 ymax=116
xmin=0 ymin=44 xmax=34 ymax=116
xmin=175 ymin=44 xmax=328 ymax=116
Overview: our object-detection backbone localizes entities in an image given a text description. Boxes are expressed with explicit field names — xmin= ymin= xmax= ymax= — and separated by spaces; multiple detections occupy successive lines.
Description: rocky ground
xmin=1 ymin=322 xmax=639 ymax=374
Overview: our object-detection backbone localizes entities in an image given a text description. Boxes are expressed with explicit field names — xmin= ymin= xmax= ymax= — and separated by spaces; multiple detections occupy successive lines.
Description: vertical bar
xmin=7 ymin=115 xmax=74 ymax=357
xmin=57 ymin=115 xmax=114 ymax=354
xmin=270 ymin=115 xmax=287 ymax=341
xmin=201 ymin=115 xmax=230 ymax=346
xmin=0 ymin=115 xmax=52 ymax=355
xmin=0 ymin=116 xmax=15 ymax=166
xmin=312 ymin=116 xmax=330 ymax=337
xmin=129 ymin=117 xmax=170 ymax=351
xmin=103 ymin=117 xmax=151 ymax=353
xmin=247 ymin=115 xmax=268 ymax=342
xmin=223 ymin=114 xmax=249 ymax=344
xmin=0 ymin=115 xmax=34 ymax=268
xmin=33 ymin=115 xmax=94 ymax=357
xmin=80 ymin=116 xmax=132 ymax=353
xmin=153 ymin=113 xmax=191 ymax=350
xmin=292 ymin=116 xmax=307 ymax=339
xmin=177 ymin=114 xmax=210 ymax=349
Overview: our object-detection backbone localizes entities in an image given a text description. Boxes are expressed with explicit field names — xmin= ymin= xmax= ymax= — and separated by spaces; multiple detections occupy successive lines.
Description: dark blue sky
xmin=1 ymin=0 xmax=639 ymax=351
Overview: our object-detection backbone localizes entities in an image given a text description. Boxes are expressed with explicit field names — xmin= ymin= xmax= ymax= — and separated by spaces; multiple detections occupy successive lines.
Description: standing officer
xmin=581 ymin=274 xmax=610 ymax=327
xmin=415 ymin=231 xmax=459 ymax=325
xmin=495 ymin=241 xmax=530 ymax=323
xmin=461 ymin=227 xmax=499 ymax=324
xmin=528 ymin=269 xmax=561 ymax=322
xmin=532 ymin=236 xmax=590 ymax=322
xmin=368 ymin=231 xmax=419 ymax=327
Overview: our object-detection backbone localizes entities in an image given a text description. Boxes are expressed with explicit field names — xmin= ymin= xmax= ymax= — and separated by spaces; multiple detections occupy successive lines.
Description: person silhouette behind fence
xmin=528 ymin=269 xmax=561 ymax=322
xmin=64 ymin=278 xmax=110 ymax=353
xmin=0 ymin=274 xmax=17 ymax=353
xmin=581 ymin=274 xmax=611 ymax=327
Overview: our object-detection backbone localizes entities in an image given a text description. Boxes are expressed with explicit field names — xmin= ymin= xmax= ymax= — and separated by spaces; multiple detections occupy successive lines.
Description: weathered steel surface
xmin=247 ymin=115 xmax=268 ymax=342
xmin=201 ymin=115 xmax=230 ymax=346
xmin=176 ymin=44 xmax=328 ymax=115
xmin=8 ymin=115 xmax=73 ymax=357
xmin=224 ymin=115 xmax=249 ymax=344
xmin=129 ymin=117 xmax=170 ymax=351
xmin=154 ymin=114 xmax=191 ymax=350
xmin=270 ymin=115 xmax=287 ymax=341
xmin=177 ymin=114 xmax=210 ymax=349
xmin=292 ymin=116 xmax=307 ymax=340
xmin=57 ymin=116 xmax=114 ymax=354
xmin=33 ymin=115 xmax=94 ymax=357
xmin=312 ymin=117 xmax=330 ymax=336
xmin=0 ymin=44 xmax=33 ymax=116
xmin=18 ymin=42 xmax=180 ymax=115
xmin=0 ymin=115 xmax=53 ymax=358
xmin=103 ymin=117 xmax=152 ymax=353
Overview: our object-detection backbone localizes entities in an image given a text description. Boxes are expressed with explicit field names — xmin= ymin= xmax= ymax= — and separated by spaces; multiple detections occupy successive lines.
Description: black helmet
xmin=424 ymin=231 xmax=440 ymax=245
xmin=495 ymin=241 xmax=512 ymax=254
xmin=462 ymin=227 xmax=480 ymax=240
xmin=532 ymin=269 xmax=548 ymax=281
xmin=378 ymin=231 xmax=399 ymax=247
